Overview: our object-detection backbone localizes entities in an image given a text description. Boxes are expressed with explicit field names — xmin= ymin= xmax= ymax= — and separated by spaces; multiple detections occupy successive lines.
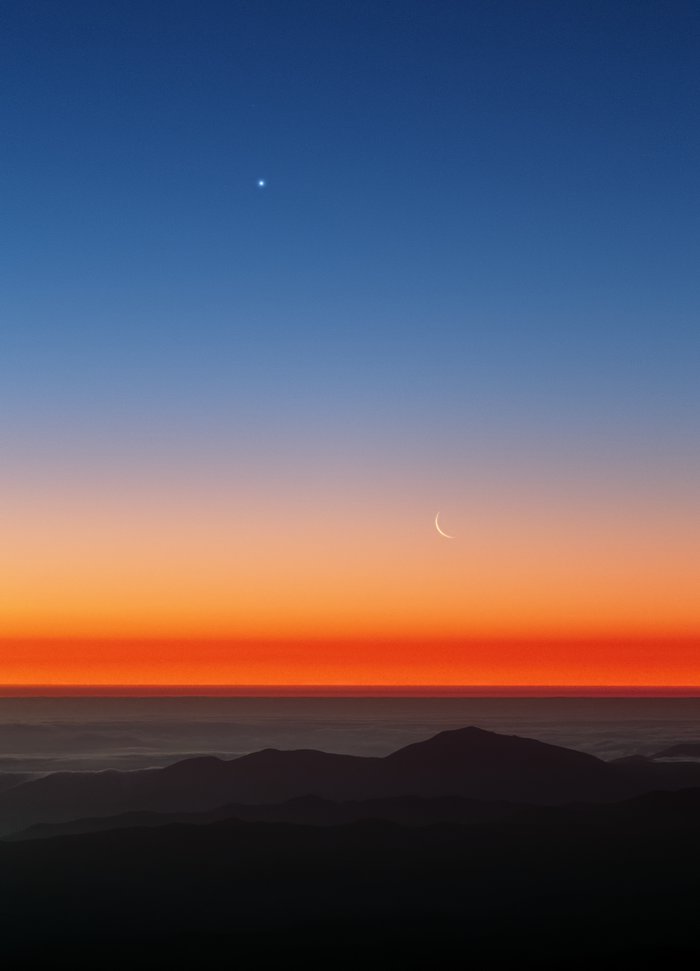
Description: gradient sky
xmin=2 ymin=1 xmax=699 ymax=685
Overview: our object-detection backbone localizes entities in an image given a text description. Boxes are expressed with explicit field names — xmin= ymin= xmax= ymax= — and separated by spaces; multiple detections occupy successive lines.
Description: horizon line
xmin=1 ymin=684 xmax=699 ymax=698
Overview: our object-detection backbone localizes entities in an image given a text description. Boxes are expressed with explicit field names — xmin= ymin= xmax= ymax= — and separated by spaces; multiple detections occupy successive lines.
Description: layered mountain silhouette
xmin=2 ymin=726 xmax=700 ymax=963
xmin=2 ymin=786 xmax=700 ymax=963
xmin=0 ymin=726 xmax=628 ymax=836
xmin=1 ymin=725 xmax=699 ymax=839
xmin=7 ymin=793 xmax=523 ymax=841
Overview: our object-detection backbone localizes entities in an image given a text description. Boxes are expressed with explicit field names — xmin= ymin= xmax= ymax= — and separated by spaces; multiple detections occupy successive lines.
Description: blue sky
xmin=2 ymin=0 xmax=698 ymax=520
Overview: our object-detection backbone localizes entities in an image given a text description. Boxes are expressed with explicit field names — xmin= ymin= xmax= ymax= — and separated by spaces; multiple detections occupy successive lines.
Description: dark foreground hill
xmin=2 ymin=787 xmax=700 ymax=966
xmin=3 ymin=724 xmax=696 ymax=837
xmin=7 ymin=793 xmax=524 ymax=841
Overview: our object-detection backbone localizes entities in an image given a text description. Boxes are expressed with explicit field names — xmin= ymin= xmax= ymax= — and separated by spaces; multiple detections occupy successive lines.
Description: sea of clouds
xmin=0 ymin=697 xmax=699 ymax=776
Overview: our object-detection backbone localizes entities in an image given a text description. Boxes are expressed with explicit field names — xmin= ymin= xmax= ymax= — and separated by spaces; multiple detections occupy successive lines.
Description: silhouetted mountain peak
xmin=385 ymin=725 xmax=602 ymax=766
xmin=0 ymin=725 xmax=678 ymax=838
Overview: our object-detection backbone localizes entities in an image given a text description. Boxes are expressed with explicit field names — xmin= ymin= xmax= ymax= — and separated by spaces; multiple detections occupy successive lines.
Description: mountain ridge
xmin=2 ymin=784 xmax=700 ymax=962
xmin=1 ymin=725 xmax=699 ymax=837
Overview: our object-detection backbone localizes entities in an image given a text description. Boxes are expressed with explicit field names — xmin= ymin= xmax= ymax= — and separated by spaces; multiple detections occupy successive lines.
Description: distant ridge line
xmin=0 ymin=684 xmax=699 ymax=697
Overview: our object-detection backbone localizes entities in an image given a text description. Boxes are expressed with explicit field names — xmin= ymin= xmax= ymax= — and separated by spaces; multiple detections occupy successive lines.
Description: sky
xmin=1 ymin=0 xmax=699 ymax=686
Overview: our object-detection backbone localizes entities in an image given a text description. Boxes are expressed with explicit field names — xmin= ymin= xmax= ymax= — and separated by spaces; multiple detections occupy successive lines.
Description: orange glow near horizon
xmin=2 ymin=467 xmax=699 ymax=686
xmin=1 ymin=636 xmax=698 ymax=688
xmin=3 ymin=1 xmax=700 ymax=697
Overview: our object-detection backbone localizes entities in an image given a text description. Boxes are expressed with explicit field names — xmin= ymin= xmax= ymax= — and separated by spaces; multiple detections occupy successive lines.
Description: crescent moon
xmin=434 ymin=512 xmax=454 ymax=539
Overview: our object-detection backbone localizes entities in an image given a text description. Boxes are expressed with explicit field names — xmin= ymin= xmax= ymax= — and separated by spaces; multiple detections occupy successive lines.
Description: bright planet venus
xmin=0 ymin=1 xmax=698 ymax=689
